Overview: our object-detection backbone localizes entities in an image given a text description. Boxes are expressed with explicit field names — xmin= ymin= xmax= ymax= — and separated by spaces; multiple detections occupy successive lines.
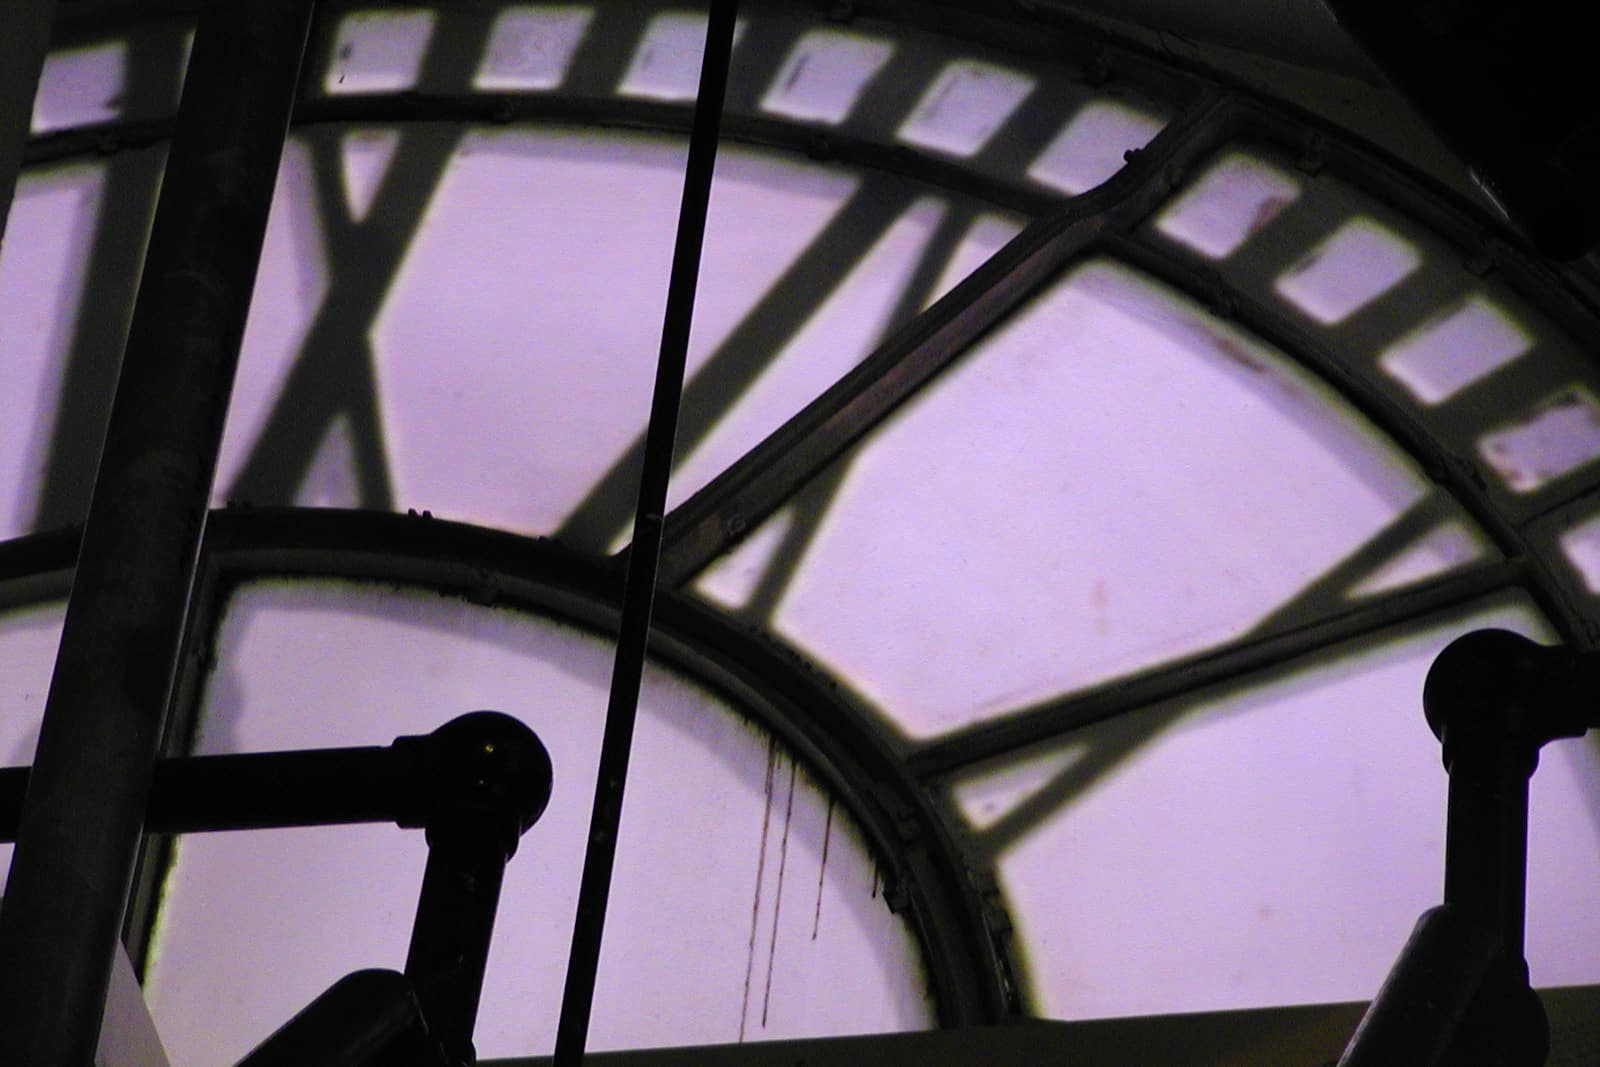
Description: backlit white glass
xmin=760 ymin=30 xmax=893 ymax=125
xmin=1275 ymin=218 xmax=1421 ymax=325
xmin=1154 ymin=153 xmax=1301 ymax=260
xmin=1345 ymin=520 xmax=1486 ymax=599
xmin=324 ymin=10 xmax=436 ymax=95
xmin=142 ymin=580 xmax=930 ymax=1065
xmin=474 ymin=6 xmax=593 ymax=91
xmin=898 ymin=61 xmax=1033 ymax=158
xmin=1380 ymin=294 xmax=1533 ymax=405
xmin=31 ymin=43 xmax=126 ymax=134
xmin=1027 ymin=100 xmax=1164 ymax=195
xmin=952 ymin=598 xmax=1600 ymax=1018
xmin=707 ymin=259 xmax=1435 ymax=736
xmin=621 ymin=13 xmax=747 ymax=101
xmin=0 ymin=164 xmax=107 ymax=538
xmin=367 ymin=129 xmax=864 ymax=541
xmin=1479 ymin=388 xmax=1600 ymax=493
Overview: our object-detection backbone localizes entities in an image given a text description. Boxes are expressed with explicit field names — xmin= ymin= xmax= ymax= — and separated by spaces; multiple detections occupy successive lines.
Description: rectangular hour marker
xmin=31 ymin=43 xmax=126 ymax=134
xmin=1154 ymin=153 xmax=1301 ymax=260
xmin=760 ymin=29 xmax=892 ymax=124
xmin=1558 ymin=512 xmax=1600 ymax=594
xmin=474 ymin=6 xmax=593 ymax=91
xmin=324 ymin=10 xmax=436 ymax=95
xmin=897 ymin=60 xmax=1033 ymax=158
xmin=1274 ymin=217 xmax=1421 ymax=325
xmin=1028 ymin=100 xmax=1164 ymax=195
xmin=621 ymin=13 xmax=748 ymax=101
xmin=1479 ymin=387 xmax=1600 ymax=492
xmin=1379 ymin=294 xmax=1533 ymax=405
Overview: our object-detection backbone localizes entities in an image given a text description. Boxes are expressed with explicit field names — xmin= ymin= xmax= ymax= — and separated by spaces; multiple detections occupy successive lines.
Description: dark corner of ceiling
xmin=1314 ymin=0 xmax=1599 ymax=262
xmin=1021 ymin=0 xmax=1598 ymax=264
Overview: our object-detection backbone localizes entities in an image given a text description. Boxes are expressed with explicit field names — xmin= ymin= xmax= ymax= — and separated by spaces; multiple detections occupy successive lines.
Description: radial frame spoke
xmin=908 ymin=556 xmax=1525 ymax=780
xmin=654 ymin=88 xmax=1237 ymax=587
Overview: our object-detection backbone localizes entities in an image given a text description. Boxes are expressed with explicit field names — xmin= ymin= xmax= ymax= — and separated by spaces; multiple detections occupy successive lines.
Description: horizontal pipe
xmin=0 ymin=711 xmax=552 ymax=841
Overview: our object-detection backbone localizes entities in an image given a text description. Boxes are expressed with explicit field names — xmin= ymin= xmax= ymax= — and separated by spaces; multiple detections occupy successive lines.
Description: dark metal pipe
xmin=232 ymin=969 xmax=449 ymax=1067
xmin=0 ymin=711 xmax=552 ymax=839
xmin=0 ymin=0 xmax=58 ymax=254
xmin=1336 ymin=906 xmax=1497 ymax=1067
xmin=0 ymin=0 xmax=313 ymax=1058
xmin=0 ymin=747 xmax=402 ymax=840
xmin=552 ymin=2 xmax=739 ymax=1063
xmin=405 ymin=711 xmax=553 ymax=1064
xmin=1339 ymin=630 xmax=1599 ymax=1067
xmin=406 ymin=826 xmax=511 ymax=1065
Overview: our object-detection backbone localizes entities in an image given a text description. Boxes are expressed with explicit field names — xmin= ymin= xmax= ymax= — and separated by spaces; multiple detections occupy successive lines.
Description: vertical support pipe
xmin=0 ymin=0 xmax=58 ymax=255
xmin=405 ymin=826 xmax=511 ymax=1065
xmin=0 ymin=0 xmax=313 ymax=1060
xmin=552 ymin=2 xmax=738 ymax=1063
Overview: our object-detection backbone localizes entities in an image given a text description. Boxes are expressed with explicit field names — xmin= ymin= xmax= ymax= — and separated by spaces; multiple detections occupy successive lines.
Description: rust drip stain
xmin=738 ymin=738 xmax=779 ymax=1041
xmin=811 ymin=795 xmax=835 ymax=941
xmin=1091 ymin=578 xmax=1109 ymax=636
xmin=761 ymin=759 xmax=799 ymax=1028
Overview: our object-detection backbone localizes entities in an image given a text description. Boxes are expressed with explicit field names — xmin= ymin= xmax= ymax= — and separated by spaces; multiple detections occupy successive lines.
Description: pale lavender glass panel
xmin=324 ymin=10 xmax=436 ymax=94
xmin=212 ymin=138 xmax=335 ymax=504
xmin=1154 ymin=152 xmax=1301 ymax=260
xmin=369 ymin=129 xmax=865 ymax=540
xmin=474 ymin=6 xmax=593 ymax=91
xmin=622 ymin=13 xmax=750 ymax=102
xmin=0 ymin=602 xmax=67 ymax=892
xmin=1027 ymin=100 xmax=1165 ymax=196
xmin=1559 ymin=512 xmax=1600 ymax=594
xmin=1274 ymin=217 xmax=1422 ymax=325
xmin=339 ymin=127 xmax=402 ymax=222
xmin=0 ymin=164 xmax=106 ymax=538
xmin=1380 ymin=294 xmax=1534 ymax=406
xmin=1344 ymin=520 xmax=1486 ymax=600
xmin=897 ymin=61 xmax=1034 ymax=158
xmin=702 ymin=259 xmax=1436 ymax=737
xmin=30 ymin=43 xmax=126 ymax=134
xmin=664 ymin=199 xmax=1003 ymax=536
xmin=950 ymin=598 xmax=1600 ymax=1019
xmin=1479 ymin=388 xmax=1600 ymax=494
xmin=760 ymin=29 xmax=894 ymax=125
xmin=142 ymin=581 xmax=930 ymax=1065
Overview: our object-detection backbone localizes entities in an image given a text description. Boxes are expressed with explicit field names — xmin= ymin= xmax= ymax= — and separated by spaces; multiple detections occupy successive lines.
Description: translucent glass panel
xmin=0 ymin=165 xmax=105 ymax=538
xmin=475 ymin=7 xmax=593 ymax=91
xmin=898 ymin=62 xmax=1034 ymax=158
xmin=1479 ymin=389 xmax=1600 ymax=494
xmin=0 ymin=602 xmax=67 ymax=892
xmin=1027 ymin=101 xmax=1165 ymax=196
xmin=325 ymin=10 xmax=436 ymax=94
xmin=1155 ymin=153 xmax=1302 ymax=260
xmin=1 ymin=125 xmax=1025 ymax=548
xmin=31 ymin=42 xmax=126 ymax=134
xmin=1380 ymin=294 xmax=1534 ymax=405
xmin=761 ymin=30 xmax=894 ymax=124
xmin=702 ymin=260 xmax=1444 ymax=737
xmin=143 ymin=581 xmax=929 ymax=1065
xmin=1275 ymin=218 xmax=1422 ymax=325
xmin=949 ymin=598 xmax=1600 ymax=1018
xmin=622 ymin=13 xmax=748 ymax=102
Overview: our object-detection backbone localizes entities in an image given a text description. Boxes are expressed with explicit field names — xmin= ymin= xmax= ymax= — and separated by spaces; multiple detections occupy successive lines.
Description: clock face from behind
xmin=3 ymin=0 xmax=1600 ymax=1061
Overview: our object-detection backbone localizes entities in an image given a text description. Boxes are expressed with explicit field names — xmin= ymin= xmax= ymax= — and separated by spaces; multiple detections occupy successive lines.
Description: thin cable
xmin=551 ymin=2 xmax=739 ymax=1062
